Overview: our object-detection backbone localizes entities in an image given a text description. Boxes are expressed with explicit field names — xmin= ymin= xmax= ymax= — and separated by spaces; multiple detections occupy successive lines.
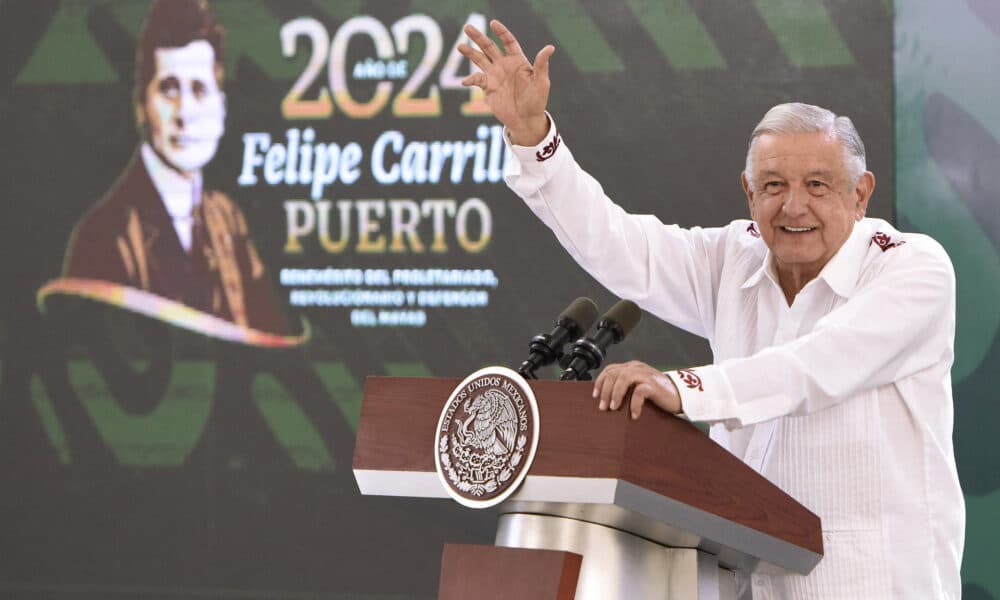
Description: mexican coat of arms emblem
xmin=434 ymin=366 xmax=540 ymax=508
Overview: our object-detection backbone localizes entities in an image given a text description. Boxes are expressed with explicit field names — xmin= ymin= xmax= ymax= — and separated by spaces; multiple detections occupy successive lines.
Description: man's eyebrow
xmin=805 ymin=169 xmax=836 ymax=180
xmin=757 ymin=170 xmax=784 ymax=180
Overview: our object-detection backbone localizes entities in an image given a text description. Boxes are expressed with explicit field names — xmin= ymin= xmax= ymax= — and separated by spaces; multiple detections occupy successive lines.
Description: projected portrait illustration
xmin=39 ymin=0 xmax=303 ymax=346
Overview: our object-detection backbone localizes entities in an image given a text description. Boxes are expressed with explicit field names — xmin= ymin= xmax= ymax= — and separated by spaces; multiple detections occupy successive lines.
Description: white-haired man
xmin=459 ymin=20 xmax=964 ymax=599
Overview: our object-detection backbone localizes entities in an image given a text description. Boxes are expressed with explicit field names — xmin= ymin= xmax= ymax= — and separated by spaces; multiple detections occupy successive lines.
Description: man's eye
xmin=808 ymin=181 xmax=829 ymax=194
xmin=192 ymin=80 xmax=207 ymax=98
xmin=158 ymin=77 xmax=179 ymax=97
xmin=764 ymin=181 xmax=782 ymax=192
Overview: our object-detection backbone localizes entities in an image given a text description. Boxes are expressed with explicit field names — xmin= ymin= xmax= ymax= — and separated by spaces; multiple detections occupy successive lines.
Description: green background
xmin=895 ymin=1 xmax=1000 ymax=597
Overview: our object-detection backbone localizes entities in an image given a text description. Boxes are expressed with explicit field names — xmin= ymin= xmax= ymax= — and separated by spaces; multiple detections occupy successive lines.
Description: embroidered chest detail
xmin=747 ymin=222 xmax=761 ymax=238
xmin=675 ymin=368 xmax=704 ymax=392
xmin=872 ymin=231 xmax=906 ymax=252
xmin=535 ymin=132 xmax=561 ymax=162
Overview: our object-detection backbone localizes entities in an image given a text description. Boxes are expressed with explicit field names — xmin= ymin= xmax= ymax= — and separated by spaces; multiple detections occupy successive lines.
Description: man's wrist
xmin=508 ymin=114 xmax=550 ymax=147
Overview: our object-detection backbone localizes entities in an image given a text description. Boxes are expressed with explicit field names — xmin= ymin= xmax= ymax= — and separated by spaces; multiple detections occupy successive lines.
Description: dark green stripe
xmin=70 ymin=360 xmax=213 ymax=467
xmin=311 ymin=0 xmax=365 ymax=22
xmin=384 ymin=361 xmax=434 ymax=377
xmin=30 ymin=377 xmax=72 ymax=465
xmin=410 ymin=0 xmax=491 ymax=21
xmin=752 ymin=0 xmax=854 ymax=67
xmin=211 ymin=0 xmax=303 ymax=80
xmin=314 ymin=361 xmax=364 ymax=430
xmin=16 ymin=0 xmax=117 ymax=84
xmin=253 ymin=374 xmax=335 ymax=471
xmin=106 ymin=0 xmax=148 ymax=36
xmin=625 ymin=0 xmax=726 ymax=70
xmin=528 ymin=0 xmax=624 ymax=73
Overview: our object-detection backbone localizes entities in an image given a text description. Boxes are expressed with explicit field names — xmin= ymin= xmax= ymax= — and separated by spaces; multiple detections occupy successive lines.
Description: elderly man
xmin=459 ymin=20 xmax=964 ymax=599
xmin=62 ymin=0 xmax=289 ymax=338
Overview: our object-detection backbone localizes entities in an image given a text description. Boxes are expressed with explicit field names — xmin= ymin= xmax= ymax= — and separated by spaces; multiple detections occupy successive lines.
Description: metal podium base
xmin=496 ymin=513 xmax=736 ymax=600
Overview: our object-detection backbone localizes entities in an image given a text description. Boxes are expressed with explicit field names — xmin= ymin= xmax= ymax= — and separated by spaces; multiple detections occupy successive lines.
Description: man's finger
xmin=461 ymin=72 xmax=485 ymax=88
xmin=533 ymin=45 xmax=555 ymax=78
xmin=464 ymin=23 xmax=503 ymax=62
xmin=593 ymin=368 xmax=607 ymax=403
xmin=597 ymin=366 xmax=621 ymax=411
xmin=630 ymin=386 xmax=646 ymax=420
xmin=609 ymin=370 xmax=634 ymax=411
xmin=457 ymin=43 xmax=490 ymax=72
xmin=596 ymin=362 xmax=627 ymax=408
xmin=634 ymin=382 xmax=659 ymax=413
xmin=491 ymin=19 xmax=525 ymax=58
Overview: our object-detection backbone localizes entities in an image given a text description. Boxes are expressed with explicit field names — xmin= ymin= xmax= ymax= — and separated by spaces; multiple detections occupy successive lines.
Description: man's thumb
xmin=533 ymin=45 xmax=555 ymax=77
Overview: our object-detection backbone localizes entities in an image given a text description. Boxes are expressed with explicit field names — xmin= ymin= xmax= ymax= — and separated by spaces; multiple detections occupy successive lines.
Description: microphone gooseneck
xmin=560 ymin=299 xmax=642 ymax=381
xmin=517 ymin=297 xmax=599 ymax=379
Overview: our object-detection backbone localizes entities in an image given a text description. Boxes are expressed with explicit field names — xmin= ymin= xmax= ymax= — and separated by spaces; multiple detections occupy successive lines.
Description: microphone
xmin=518 ymin=297 xmax=599 ymax=379
xmin=560 ymin=300 xmax=642 ymax=381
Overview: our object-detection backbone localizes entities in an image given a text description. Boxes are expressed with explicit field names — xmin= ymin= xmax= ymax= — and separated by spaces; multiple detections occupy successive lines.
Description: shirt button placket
xmin=744 ymin=297 xmax=806 ymax=472
xmin=753 ymin=574 xmax=771 ymax=600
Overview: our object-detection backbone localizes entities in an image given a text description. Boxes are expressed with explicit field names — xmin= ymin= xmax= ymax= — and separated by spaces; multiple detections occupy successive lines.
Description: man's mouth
xmin=170 ymin=135 xmax=205 ymax=146
xmin=781 ymin=226 xmax=816 ymax=233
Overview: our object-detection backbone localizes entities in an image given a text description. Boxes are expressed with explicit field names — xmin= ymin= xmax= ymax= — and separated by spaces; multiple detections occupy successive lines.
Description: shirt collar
xmin=741 ymin=247 xmax=778 ymax=291
xmin=140 ymin=143 xmax=202 ymax=219
xmin=816 ymin=219 xmax=871 ymax=298
xmin=741 ymin=219 xmax=871 ymax=298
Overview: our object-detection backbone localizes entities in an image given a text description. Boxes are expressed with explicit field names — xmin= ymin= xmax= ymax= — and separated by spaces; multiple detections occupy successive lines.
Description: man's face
xmin=743 ymin=130 xmax=874 ymax=281
xmin=140 ymin=40 xmax=225 ymax=177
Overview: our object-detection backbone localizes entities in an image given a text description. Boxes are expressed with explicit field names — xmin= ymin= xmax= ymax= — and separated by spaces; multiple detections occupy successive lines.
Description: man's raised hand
xmin=457 ymin=20 xmax=554 ymax=146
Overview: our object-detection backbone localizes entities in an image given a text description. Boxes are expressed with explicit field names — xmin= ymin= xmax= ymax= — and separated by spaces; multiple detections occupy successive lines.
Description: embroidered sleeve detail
xmin=675 ymin=368 xmax=704 ymax=392
xmin=872 ymin=231 xmax=906 ymax=252
xmin=535 ymin=132 xmax=561 ymax=162
xmin=747 ymin=222 xmax=761 ymax=238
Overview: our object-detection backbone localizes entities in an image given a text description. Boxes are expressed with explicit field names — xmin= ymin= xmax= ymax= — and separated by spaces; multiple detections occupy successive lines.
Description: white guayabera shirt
xmin=504 ymin=118 xmax=964 ymax=600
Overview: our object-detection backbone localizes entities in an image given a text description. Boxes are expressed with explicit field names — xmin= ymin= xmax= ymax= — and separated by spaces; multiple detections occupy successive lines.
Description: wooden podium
xmin=353 ymin=376 xmax=823 ymax=600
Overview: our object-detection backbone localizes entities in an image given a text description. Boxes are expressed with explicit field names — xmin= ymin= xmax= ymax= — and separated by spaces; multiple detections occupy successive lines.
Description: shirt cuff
xmin=664 ymin=365 xmax=741 ymax=430
xmin=503 ymin=112 xmax=570 ymax=191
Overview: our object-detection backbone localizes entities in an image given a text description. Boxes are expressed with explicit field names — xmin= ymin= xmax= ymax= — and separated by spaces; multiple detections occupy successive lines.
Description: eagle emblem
xmin=434 ymin=366 xmax=540 ymax=508
xmin=458 ymin=388 xmax=518 ymax=456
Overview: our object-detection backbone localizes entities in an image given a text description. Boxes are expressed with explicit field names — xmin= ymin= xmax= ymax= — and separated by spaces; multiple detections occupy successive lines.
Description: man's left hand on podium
xmin=593 ymin=361 xmax=682 ymax=420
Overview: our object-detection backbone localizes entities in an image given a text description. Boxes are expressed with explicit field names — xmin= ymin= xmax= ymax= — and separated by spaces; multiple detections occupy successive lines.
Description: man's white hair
xmin=744 ymin=102 xmax=867 ymax=192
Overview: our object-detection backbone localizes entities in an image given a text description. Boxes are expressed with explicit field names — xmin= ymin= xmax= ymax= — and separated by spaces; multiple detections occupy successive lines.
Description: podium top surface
xmin=353 ymin=376 xmax=823 ymax=574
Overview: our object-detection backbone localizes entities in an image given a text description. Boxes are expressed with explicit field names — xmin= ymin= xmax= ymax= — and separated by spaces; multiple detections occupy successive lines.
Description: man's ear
xmin=741 ymin=171 xmax=755 ymax=215
xmin=854 ymin=171 xmax=875 ymax=220
xmin=135 ymin=101 xmax=147 ymax=129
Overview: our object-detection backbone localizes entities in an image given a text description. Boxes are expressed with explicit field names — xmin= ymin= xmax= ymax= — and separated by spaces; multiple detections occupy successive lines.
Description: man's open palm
xmin=458 ymin=20 xmax=554 ymax=146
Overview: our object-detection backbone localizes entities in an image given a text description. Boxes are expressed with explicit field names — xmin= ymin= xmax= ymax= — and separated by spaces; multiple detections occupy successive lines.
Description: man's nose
xmin=782 ymin=187 xmax=809 ymax=216
xmin=174 ymin=86 xmax=198 ymax=123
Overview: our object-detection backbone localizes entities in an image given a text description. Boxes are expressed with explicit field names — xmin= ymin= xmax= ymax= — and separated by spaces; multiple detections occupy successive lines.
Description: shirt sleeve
xmin=666 ymin=236 xmax=956 ymax=429
xmin=504 ymin=114 xmax=730 ymax=339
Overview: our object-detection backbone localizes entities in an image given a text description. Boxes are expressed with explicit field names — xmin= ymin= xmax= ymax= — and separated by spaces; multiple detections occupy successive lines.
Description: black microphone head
xmin=600 ymin=299 xmax=642 ymax=340
xmin=559 ymin=297 xmax=599 ymax=336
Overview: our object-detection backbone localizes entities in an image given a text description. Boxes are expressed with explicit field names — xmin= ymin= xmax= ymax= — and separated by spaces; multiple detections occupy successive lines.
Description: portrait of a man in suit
xmin=59 ymin=0 xmax=292 ymax=340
